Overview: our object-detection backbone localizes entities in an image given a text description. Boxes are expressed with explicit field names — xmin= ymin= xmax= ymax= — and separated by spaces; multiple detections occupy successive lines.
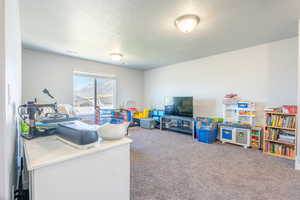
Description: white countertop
xmin=24 ymin=136 xmax=132 ymax=171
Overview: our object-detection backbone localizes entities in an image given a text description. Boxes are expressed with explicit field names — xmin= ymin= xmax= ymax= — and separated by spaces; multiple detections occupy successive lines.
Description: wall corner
xmin=297 ymin=19 xmax=300 ymax=170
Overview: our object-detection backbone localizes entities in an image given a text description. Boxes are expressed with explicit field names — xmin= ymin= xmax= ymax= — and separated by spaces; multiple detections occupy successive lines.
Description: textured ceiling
xmin=20 ymin=0 xmax=300 ymax=70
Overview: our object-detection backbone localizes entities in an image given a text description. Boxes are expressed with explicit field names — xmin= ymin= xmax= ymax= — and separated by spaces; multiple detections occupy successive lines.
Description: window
xmin=96 ymin=78 xmax=115 ymax=109
xmin=73 ymin=73 xmax=116 ymax=121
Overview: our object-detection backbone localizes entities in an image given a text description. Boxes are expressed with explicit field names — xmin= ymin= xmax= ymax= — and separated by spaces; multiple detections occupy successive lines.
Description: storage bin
xmin=150 ymin=110 xmax=164 ymax=123
xmin=99 ymin=109 xmax=114 ymax=115
xmin=151 ymin=110 xmax=164 ymax=117
xmin=157 ymin=110 xmax=165 ymax=116
xmin=195 ymin=117 xmax=213 ymax=128
xmin=140 ymin=118 xmax=156 ymax=129
xmin=110 ymin=119 xmax=124 ymax=124
xmin=133 ymin=109 xmax=150 ymax=119
xmin=197 ymin=128 xmax=218 ymax=144
xmin=152 ymin=110 xmax=159 ymax=116
xmin=195 ymin=117 xmax=218 ymax=130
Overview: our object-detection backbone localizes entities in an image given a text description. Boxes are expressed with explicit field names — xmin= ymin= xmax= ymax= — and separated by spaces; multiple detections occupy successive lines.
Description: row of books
xmin=280 ymin=130 xmax=295 ymax=143
xmin=264 ymin=129 xmax=295 ymax=143
xmin=264 ymin=105 xmax=297 ymax=114
xmin=278 ymin=135 xmax=295 ymax=143
xmin=266 ymin=115 xmax=296 ymax=129
xmin=264 ymin=128 xmax=279 ymax=140
xmin=282 ymin=105 xmax=297 ymax=114
xmin=264 ymin=106 xmax=282 ymax=112
xmin=264 ymin=142 xmax=295 ymax=157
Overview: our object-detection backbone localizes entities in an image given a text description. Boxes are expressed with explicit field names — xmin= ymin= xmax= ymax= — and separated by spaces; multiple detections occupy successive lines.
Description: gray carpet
xmin=129 ymin=127 xmax=300 ymax=200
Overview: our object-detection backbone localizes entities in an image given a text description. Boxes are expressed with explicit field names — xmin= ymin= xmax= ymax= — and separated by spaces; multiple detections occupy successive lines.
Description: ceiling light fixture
xmin=110 ymin=53 xmax=123 ymax=61
xmin=175 ymin=14 xmax=200 ymax=33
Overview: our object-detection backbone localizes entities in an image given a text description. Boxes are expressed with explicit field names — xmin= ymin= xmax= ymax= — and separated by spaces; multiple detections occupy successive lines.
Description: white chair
xmin=57 ymin=104 xmax=76 ymax=116
xmin=97 ymin=122 xmax=130 ymax=140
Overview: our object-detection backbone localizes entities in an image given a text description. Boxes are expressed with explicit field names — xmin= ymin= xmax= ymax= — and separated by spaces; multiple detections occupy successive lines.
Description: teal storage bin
xmin=140 ymin=118 xmax=156 ymax=129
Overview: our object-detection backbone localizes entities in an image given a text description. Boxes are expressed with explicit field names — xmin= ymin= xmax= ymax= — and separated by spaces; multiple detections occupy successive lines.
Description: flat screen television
xmin=165 ymin=96 xmax=193 ymax=117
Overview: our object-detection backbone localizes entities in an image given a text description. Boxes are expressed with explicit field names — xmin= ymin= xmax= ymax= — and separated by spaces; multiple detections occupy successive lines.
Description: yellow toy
xmin=133 ymin=109 xmax=151 ymax=119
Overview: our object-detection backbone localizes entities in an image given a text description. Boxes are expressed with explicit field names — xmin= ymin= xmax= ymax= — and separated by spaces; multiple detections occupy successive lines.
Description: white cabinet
xmin=24 ymin=136 xmax=132 ymax=200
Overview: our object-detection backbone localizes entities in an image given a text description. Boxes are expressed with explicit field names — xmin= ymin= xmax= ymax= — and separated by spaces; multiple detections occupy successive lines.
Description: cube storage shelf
xmin=250 ymin=127 xmax=263 ymax=149
xmin=95 ymin=108 xmax=134 ymax=125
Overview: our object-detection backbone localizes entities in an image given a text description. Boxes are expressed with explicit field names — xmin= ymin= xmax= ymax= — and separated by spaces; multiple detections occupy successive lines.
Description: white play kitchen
xmin=220 ymin=96 xmax=256 ymax=148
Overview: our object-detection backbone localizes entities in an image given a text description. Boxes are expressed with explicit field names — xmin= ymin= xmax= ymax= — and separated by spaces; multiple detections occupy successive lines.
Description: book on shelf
xmin=264 ymin=106 xmax=282 ymax=112
xmin=282 ymin=105 xmax=297 ymax=114
xmin=264 ymin=142 xmax=295 ymax=158
xmin=264 ymin=105 xmax=297 ymax=114
xmin=266 ymin=114 xmax=296 ymax=129
xmin=264 ymin=128 xmax=279 ymax=140
xmin=264 ymin=129 xmax=295 ymax=143
xmin=280 ymin=130 xmax=295 ymax=136
xmin=278 ymin=135 xmax=295 ymax=143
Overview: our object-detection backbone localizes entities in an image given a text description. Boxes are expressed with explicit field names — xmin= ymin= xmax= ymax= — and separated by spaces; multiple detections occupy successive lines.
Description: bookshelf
xmin=263 ymin=112 xmax=297 ymax=160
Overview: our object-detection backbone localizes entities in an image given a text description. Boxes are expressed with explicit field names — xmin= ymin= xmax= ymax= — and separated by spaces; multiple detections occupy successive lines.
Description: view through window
xmin=73 ymin=74 xmax=116 ymax=122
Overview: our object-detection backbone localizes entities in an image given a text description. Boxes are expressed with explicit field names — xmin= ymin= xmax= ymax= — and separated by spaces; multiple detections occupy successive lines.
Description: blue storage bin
xmin=127 ymin=111 xmax=133 ymax=121
xmin=157 ymin=110 xmax=164 ymax=116
xmin=151 ymin=110 xmax=164 ymax=117
xmin=152 ymin=110 xmax=159 ymax=116
xmin=153 ymin=116 xmax=160 ymax=122
xmin=197 ymin=128 xmax=218 ymax=144
xmin=110 ymin=119 xmax=124 ymax=124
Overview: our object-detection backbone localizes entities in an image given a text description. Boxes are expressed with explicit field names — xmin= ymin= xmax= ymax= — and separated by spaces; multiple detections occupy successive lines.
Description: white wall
xmin=22 ymin=49 xmax=144 ymax=109
xmin=144 ymin=37 xmax=298 ymax=124
xmin=297 ymin=21 xmax=300 ymax=170
xmin=0 ymin=0 xmax=5 ymax=198
xmin=0 ymin=0 xmax=22 ymax=199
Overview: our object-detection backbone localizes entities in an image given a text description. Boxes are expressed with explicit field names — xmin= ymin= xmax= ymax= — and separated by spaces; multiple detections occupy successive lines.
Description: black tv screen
xmin=165 ymin=97 xmax=193 ymax=117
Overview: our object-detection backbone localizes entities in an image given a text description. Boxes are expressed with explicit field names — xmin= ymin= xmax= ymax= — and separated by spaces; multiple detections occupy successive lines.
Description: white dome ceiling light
xmin=110 ymin=53 xmax=123 ymax=61
xmin=175 ymin=14 xmax=200 ymax=33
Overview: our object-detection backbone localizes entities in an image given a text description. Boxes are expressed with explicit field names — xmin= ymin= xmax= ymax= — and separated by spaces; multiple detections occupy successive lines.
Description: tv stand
xmin=160 ymin=115 xmax=195 ymax=138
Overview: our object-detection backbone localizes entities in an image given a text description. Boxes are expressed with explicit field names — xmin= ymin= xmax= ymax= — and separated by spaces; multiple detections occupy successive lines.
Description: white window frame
xmin=73 ymin=71 xmax=117 ymax=109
